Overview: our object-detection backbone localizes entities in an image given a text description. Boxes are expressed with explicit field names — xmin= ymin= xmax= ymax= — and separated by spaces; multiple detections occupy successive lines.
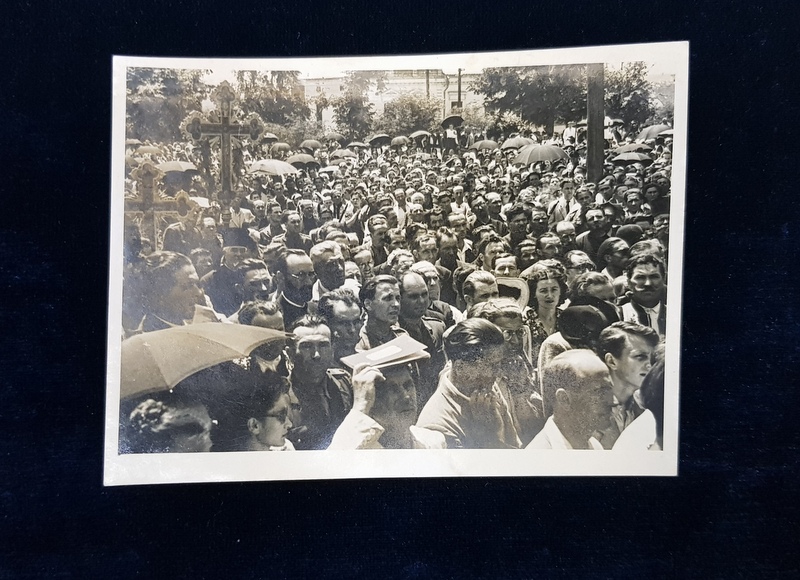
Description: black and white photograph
xmin=104 ymin=43 xmax=688 ymax=485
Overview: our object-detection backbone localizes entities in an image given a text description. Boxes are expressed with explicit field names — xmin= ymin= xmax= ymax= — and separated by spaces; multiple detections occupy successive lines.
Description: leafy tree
xmin=604 ymin=62 xmax=656 ymax=127
xmin=331 ymin=71 xmax=387 ymax=140
xmin=233 ymin=70 xmax=310 ymax=126
xmin=126 ymin=68 xmax=210 ymax=142
xmin=373 ymin=93 xmax=440 ymax=136
xmin=472 ymin=65 xmax=587 ymax=135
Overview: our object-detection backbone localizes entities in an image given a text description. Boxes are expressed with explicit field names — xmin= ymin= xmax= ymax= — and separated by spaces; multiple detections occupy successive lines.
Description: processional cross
xmin=181 ymin=81 xmax=265 ymax=202
xmin=126 ymin=161 xmax=176 ymax=250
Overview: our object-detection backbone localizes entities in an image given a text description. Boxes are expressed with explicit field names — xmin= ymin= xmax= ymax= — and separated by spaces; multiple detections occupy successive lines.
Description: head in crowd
xmin=596 ymin=321 xmax=660 ymax=407
xmin=570 ymin=271 xmax=616 ymax=303
xmin=410 ymin=260 xmax=442 ymax=302
xmin=353 ymin=248 xmax=375 ymax=284
xmin=360 ymin=274 xmax=401 ymax=327
xmin=443 ymin=318 xmax=506 ymax=388
xmin=468 ymin=298 xmax=526 ymax=358
xmin=492 ymin=252 xmax=520 ymax=278
xmin=462 ymin=270 xmax=500 ymax=310
xmin=412 ymin=233 xmax=439 ymax=264
xmin=626 ymin=253 xmax=666 ymax=308
xmin=505 ymin=204 xmax=531 ymax=240
xmin=310 ymin=241 xmax=346 ymax=291
xmin=318 ymin=288 xmax=363 ymax=359
xmin=527 ymin=267 xmax=568 ymax=311
xmin=515 ymin=239 xmax=539 ymax=271
xmin=235 ymin=259 xmax=272 ymax=304
xmin=436 ymin=227 xmax=460 ymax=267
xmin=190 ymin=247 xmax=214 ymax=279
xmin=540 ymin=350 xmax=614 ymax=444
xmin=477 ymin=234 xmax=510 ymax=272
xmin=563 ymin=250 xmax=596 ymax=287
xmin=386 ymin=248 xmax=415 ymax=278
xmin=536 ymin=232 xmax=563 ymax=261
xmin=125 ymin=393 xmax=212 ymax=454
xmin=273 ymin=248 xmax=315 ymax=304
xmin=559 ymin=304 xmax=611 ymax=351
xmin=287 ymin=315 xmax=333 ymax=384
xmin=140 ymin=251 xmax=204 ymax=324
xmin=398 ymin=271 xmax=430 ymax=322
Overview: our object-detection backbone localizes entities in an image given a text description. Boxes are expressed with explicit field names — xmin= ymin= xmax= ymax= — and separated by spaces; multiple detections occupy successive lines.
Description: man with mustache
xmin=621 ymin=254 xmax=667 ymax=337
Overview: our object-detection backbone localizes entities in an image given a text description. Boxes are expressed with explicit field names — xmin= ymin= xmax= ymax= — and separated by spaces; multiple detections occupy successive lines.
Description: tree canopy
xmin=234 ymin=70 xmax=310 ymax=126
xmin=604 ymin=62 xmax=656 ymax=128
xmin=331 ymin=72 xmax=387 ymax=140
xmin=373 ymin=93 xmax=440 ymax=136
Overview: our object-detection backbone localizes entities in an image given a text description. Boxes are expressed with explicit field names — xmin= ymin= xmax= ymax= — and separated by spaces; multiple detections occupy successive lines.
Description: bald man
xmin=526 ymin=350 xmax=614 ymax=450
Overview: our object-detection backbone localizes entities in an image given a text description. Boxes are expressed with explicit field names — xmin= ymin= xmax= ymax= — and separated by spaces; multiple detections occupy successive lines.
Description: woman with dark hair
xmin=122 ymin=393 xmax=213 ymax=454
xmin=525 ymin=267 xmax=568 ymax=365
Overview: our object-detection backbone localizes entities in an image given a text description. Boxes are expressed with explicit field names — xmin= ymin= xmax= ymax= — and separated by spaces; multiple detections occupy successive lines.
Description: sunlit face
xmin=538 ymin=236 xmax=562 ymax=260
xmin=469 ymin=280 xmax=499 ymax=306
xmin=344 ymin=261 xmax=362 ymax=285
xmin=569 ymin=363 xmax=615 ymax=433
xmin=329 ymin=301 xmax=362 ymax=352
xmin=609 ymin=334 xmax=655 ymax=401
xmin=284 ymin=253 xmax=315 ymax=303
xmin=357 ymin=280 xmax=397 ymax=326
xmin=493 ymin=314 xmax=525 ymax=356
xmin=160 ymin=264 xmax=203 ymax=322
xmin=222 ymin=246 xmax=248 ymax=269
xmin=414 ymin=238 xmax=438 ymax=264
xmin=493 ymin=256 xmax=519 ymax=278
xmin=241 ymin=268 xmax=273 ymax=302
xmin=561 ymin=182 xmax=575 ymax=200
xmin=291 ymin=325 xmax=333 ymax=378
xmin=448 ymin=215 xmax=468 ymax=241
xmin=585 ymin=209 xmax=607 ymax=232
xmin=387 ymin=234 xmax=406 ymax=253
xmin=285 ymin=212 xmax=303 ymax=235
xmin=535 ymin=279 xmax=561 ymax=310
xmin=200 ymin=218 xmax=218 ymax=240
xmin=315 ymin=249 xmax=346 ymax=290
xmin=353 ymin=252 xmax=374 ymax=282
xmin=575 ymin=189 xmax=593 ymax=206
xmin=400 ymin=274 xmax=429 ymax=320
xmin=254 ymin=393 xmax=293 ymax=448
xmin=629 ymin=263 xmax=665 ymax=307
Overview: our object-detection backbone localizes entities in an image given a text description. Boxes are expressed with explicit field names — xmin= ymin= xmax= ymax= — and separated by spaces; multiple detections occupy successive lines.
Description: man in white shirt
xmin=621 ymin=254 xmax=667 ymax=336
xmin=526 ymin=350 xmax=614 ymax=450
xmin=228 ymin=194 xmax=255 ymax=228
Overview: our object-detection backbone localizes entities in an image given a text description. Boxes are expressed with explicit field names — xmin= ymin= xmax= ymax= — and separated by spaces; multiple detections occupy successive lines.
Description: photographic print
xmin=105 ymin=42 xmax=688 ymax=484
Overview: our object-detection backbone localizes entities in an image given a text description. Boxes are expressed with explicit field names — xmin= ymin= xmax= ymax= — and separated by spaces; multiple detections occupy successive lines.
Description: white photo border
xmin=105 ymin=42 xmax=689 ymax=485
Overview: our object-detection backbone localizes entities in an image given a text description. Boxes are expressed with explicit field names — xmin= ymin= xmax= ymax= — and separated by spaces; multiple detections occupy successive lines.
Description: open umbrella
xmin=347 ymin=141 xmax=368 ymax=149
xmin=260 ymin=132 xmax=279 ymax=143
xmin=286 ymin=153 xmax=320 ymax=168
xmin=441 ymin=114 xmax=463 ymax=128
xmin=318 ymin=166 xmax=340 ymax=175
xmin=299 ymin=139 xmax=323 ymax=151
xmin=330 ymin=148 xmax=357 ymax=159
xmin=324 ymin=132 xmax=346 ymax=144
xmin=410 ymin=130 xmax=431 ymax=139
xmin=512 ymin=144 xmax=570 ymax=165
xmin=156 ymin=161 xmax=198 ymax=173
xmin=137 ymin=145 xmax=162 ymax=155
xmin=611 ymin=152 xmax=654 ymax=166
xmin=470 ymin=139 xmax=499 ymax=150
xmin=120 ymin=323 xmax=289 ymax=400
xmin=613 ymin=143 xmax=653 ymax=154
xmin=126 ymin=138 xmax=142 ymax=146
xmin=368 ymin=134 xmax=391 ymax=147
xmin=391 ymin=136 xmax=410 ymax=147
xmin=637 ymin=124 xmax=671 ymax=141
xmin=500 ymin=136 xmax=534 ymax=150
xmin=659 ymin=129 xmax=674 ymax=137
xmin=271 ymin=142 xmax=291 ymax=154
xmin=248 ymin=159 xmax=299 ymax=176
xmin=604 ymin=116 xmax=625 ymax=127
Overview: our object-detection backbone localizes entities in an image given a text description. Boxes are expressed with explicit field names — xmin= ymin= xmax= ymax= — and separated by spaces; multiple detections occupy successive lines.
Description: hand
xmin=464 ymin=389 xmax=506 ymax=448
xmin=351 ymin=364 xmax=384 ymax=415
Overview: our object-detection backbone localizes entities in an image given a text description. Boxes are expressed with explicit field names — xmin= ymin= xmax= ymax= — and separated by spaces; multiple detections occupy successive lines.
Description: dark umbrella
xmin=470 ymin=139 xmax=499 ymax=150
xmin=613 ymin=143 xmax=653 ymax=154
xmin=286 ymin=153 xmax=320 ymax=168
xmin=271 ymin=142 xmax=291 ymax=154
xmin=500 ymin=136 xmax=534 ymax=150
xmin=324 ymin=132 xmax=346 ymax=144
xmin=612 ymin=152 xmax=654 ymax=166
xmin=347 ymin=141 xmax=368 ymax=149
xmin=441 ymin=115 xmax=463 ymax=128
xmin=410 ymin=130 xmax=431 ymax=139
xmin=368 ymin=134 xmax=391 ymax=147
xmin=512 ymin=144 xmax=570 ymax=165
xmin=637 ymin=124 xmax=671 ymax=141
xmin=391 ymin=136 xmax=410 ymax=147
xmin=299 ymin=139 xmax=323 ymax=151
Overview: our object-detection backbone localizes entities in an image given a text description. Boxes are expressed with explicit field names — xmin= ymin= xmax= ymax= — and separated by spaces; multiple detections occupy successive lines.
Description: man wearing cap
xmin=526 ymin=350 xmax=613 ymax=450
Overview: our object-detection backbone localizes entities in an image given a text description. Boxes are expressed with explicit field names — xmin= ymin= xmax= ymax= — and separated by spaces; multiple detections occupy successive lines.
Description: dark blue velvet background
xmin=1 ymin=1 xmax=797 ymax=577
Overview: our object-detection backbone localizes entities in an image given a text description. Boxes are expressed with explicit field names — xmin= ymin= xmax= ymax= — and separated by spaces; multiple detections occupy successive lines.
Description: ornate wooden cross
xmin=181 ymin=81 xmax=264 ymax=202
xmin=126 ymin=161 xmax=178 ymax=250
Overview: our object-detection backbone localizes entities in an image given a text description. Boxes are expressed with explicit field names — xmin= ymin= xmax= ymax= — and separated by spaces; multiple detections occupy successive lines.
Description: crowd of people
xmin=119 ymin=127 xmax=673 ymax=454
